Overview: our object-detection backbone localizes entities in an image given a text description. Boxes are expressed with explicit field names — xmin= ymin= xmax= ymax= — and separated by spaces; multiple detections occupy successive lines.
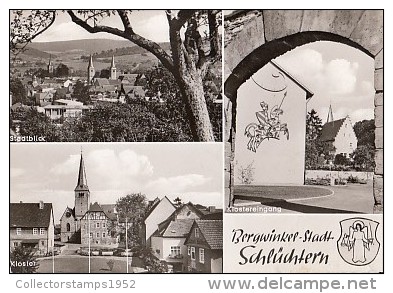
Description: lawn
xmin=234 ymin=185 xmax=332 ymax=203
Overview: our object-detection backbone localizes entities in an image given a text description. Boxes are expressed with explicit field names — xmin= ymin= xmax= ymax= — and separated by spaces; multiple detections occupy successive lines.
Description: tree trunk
xmin=177 ymin=70 xmax=215 ymax=142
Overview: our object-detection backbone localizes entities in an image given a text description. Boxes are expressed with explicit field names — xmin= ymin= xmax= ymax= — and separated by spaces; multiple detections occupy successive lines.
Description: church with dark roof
xmin=59 ymin=152 xmax=119 ymax=245
xmin=320 ymin=105 xmax=358 ymax=159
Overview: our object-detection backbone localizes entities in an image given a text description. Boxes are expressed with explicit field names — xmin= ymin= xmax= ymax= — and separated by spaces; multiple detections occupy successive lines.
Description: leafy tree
xmin=10 ymin=77 xmax=27 ymax=105
xmin=352 ymin=119 xmax=375 ymax=170
xmin=72 ymin=80 xmax=91 ymax=105
xmin=10 ymin=246 xmax=39 ymax=273
xmin=351 ymin=145 xmax=375 ymax=171
xmin=305 ymin=109 xmax=323 ymax=168
xmin=115 ymin=193 xmax=148 ymax=248
xmin=142 ymin=248 xmax=168 ymax=273
xmin=17 ymin=108 xmax=60 ymax=141
xmin=334 ymin=153 xmax=350 ymax=166
xmin=100 ymin=68 xmax=110 ymax=79
xmin=34 ymin=67 xmax=50 ymax=78
xmin=54 ymin=63 xmax=69 ymax=77
xmin=10 ymin=10 xmax=221 ymax=141
xmin=76 ymin=102 xmax=191 ymax=142
xmin=354 ymin=119 xmax=375 ymax=147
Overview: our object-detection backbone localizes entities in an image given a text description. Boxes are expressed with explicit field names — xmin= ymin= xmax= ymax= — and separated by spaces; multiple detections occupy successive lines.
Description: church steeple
xmin=110 ymin=55 xmax=116 ymax=80
xmin=327 ymin=103 xmax=334 ymax=123
xmin=75 ymin=152 xmax=88 ymax=191
xmin=87 ymin=54 xmax=95 ymax=84
xmin=74 ymin=151 xmax=90 ymax=219
xmin=48 ymin=54 xmax=54 ymax=74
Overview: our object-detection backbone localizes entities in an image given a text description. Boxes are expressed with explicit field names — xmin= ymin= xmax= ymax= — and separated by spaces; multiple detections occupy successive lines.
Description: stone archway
xmin=224 ymin=10 xmax=383 ymax=212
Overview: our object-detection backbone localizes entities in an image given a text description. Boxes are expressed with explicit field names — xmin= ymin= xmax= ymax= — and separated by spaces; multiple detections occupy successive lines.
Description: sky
xmin=33 ymin=10 xmax=171 ymax=43
xmin=273 ymin=41 xmax=375 ymax=124
xmin=10 ymin=143 xmax=223 ymax=223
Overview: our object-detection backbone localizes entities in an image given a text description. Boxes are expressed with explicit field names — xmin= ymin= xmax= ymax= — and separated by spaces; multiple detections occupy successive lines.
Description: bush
xmin=334 ymin=178 xmax=347 ymax=185
xmin=347 ymin=175 xmax=367 ymax=184
xmin=305 ymin=178 xmax=330 ymax=186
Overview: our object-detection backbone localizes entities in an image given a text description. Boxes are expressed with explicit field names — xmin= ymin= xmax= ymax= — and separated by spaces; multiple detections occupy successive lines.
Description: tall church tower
xmin=87 ymin=54 xmax=95 ymax=84
xmin=47 ymin=55 xmax=54 ymax=75
xmin=326 ymin=103 xmax=334 ymax=123
xmin=110 ymin=55 xmax=117 ymax=80
xmin=74 ymin=152 xmax=90 ymax=220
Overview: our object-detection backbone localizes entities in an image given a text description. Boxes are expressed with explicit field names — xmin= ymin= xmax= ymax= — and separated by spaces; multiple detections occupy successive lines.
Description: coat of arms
xmin=337 ymin=217 xmax=380 ymax=266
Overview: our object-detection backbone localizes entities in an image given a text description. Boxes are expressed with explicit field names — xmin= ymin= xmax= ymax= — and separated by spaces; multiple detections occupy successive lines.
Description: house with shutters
xmin=320 ymin=109 xmax=358 ymax=159
xmin=184 ymin=220 xmax=223 ymax=273
xmin=150 ymin=203 xmax=222 ymax=272
xmin=10 ymin=201 xmax=55 ymax=256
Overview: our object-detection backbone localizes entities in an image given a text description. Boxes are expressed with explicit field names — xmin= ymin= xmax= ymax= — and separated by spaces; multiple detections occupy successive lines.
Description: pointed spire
xmin=48 ymin=54 xmax=52 ymax=65
xmin=327 ymin=103 xmax=334 ymax=123
xmin=111 ymin=55 xmax=116 ymax=68
xmin=88 ymin=54 xmax=94 ymax=68
xmin=75 ymin=151 xmax=88 ymax=191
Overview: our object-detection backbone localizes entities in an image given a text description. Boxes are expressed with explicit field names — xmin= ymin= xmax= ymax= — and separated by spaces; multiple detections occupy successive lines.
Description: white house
xmin=143 ymin=197 xmax=176 ymax=246
xmin=10 ymin=201 xmax=55 ymax=256
xmin=43 ymin=100 xmax=90 ymax=120
xmin=150 ymin=203 xmax=206 ymax=272
xmin=320 ymin=115 xmax=358 ymax=158
xmin=235 ymin=60 xmax=314 ymax=185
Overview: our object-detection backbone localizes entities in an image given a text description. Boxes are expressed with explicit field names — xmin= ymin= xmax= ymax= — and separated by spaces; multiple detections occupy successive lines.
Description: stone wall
xmin=306 ymin=170 xmax=374 ymax=181
xmin=224 ymin=10 xmax=383 ymax=212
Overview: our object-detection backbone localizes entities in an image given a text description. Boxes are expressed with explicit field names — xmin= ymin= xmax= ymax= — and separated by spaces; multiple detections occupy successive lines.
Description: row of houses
xmin=10 ymin=153 xmax=223 ymax=273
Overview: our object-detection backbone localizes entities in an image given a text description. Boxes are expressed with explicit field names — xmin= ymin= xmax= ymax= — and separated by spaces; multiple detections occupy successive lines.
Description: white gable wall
xmin=145 ymin=198 xmax=176 ymax=243
xmin=333 ymin=117 xmax=358 ymax=157
xmin=235 ymin=62 xmax=308 ymax=185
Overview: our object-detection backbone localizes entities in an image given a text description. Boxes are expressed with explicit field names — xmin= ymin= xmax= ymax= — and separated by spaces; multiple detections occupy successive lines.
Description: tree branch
xmin=10 ymin=10 xmax=56 ymax=57
xmin=171 ymin=10 xmax=198 ymax=30
xmin=67 ymin=10 xmax=175 ymax=72
xmin=208 ymin=10 xmax=220 ymax=59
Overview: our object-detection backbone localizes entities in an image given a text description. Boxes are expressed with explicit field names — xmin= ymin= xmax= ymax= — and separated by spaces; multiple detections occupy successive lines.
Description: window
xmin=41 ymin=241 xmax=45 ymax=246
xmin=188 ymin=247 xmax=191 ymax=256
xmin=96 ymin=232 xmax=100 ymax=238
xmin=13 ymin=242 xmax=18 ymax=247
xmin=170 ymin=246 xmax=181 ymax=256
xmin=33 ymin=228 xmax=38 ymax=235
xmin=103 ymin=223 xmax=106 ymax=228
xmin=66 ymin=223 xmax=70 ymax=232
xmin=16 ymin=228 xmax=21 ymax=235
xmin=199 ymin=248 xmax=205 ymax=263
xmin=96 ymin=223 xmax=100 ymax=228
xmin=195 ymin=228 xmax=199 ymax=238
xmin=102 ymin=233 xmax=106 ymax=238
xmin=191 ymin=247 xmax=196 ymax=260
xmin=350 ymin=143 xmax=353 ymax=148
xmin=40 ymin=228 xmax=45 ymax=235
xmin=89 ymin=233 xmax=93 ymax=238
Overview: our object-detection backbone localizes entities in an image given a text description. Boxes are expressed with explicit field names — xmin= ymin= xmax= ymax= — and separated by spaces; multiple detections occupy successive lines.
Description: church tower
xmin=326 ymin=103 xmax=334 ymax=123
xmin=47 ymin=55 xmax=54 ymax=75
xmin=74 ymin=152 xmax=90 ymax=220
xmin=110 ymin=55 xmax=117 ymax=80
xmin=87 ymin=54 xmax=95 ymax=84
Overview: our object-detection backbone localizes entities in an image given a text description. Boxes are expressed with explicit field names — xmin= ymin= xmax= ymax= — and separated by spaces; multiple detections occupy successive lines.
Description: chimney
xmin=39 ymin=200 xmax=44 ymax=209
xmin=208 ymin=206 xmax=216 ymax=213
xmin=19 ymin=201 xmax=23 ymax=203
